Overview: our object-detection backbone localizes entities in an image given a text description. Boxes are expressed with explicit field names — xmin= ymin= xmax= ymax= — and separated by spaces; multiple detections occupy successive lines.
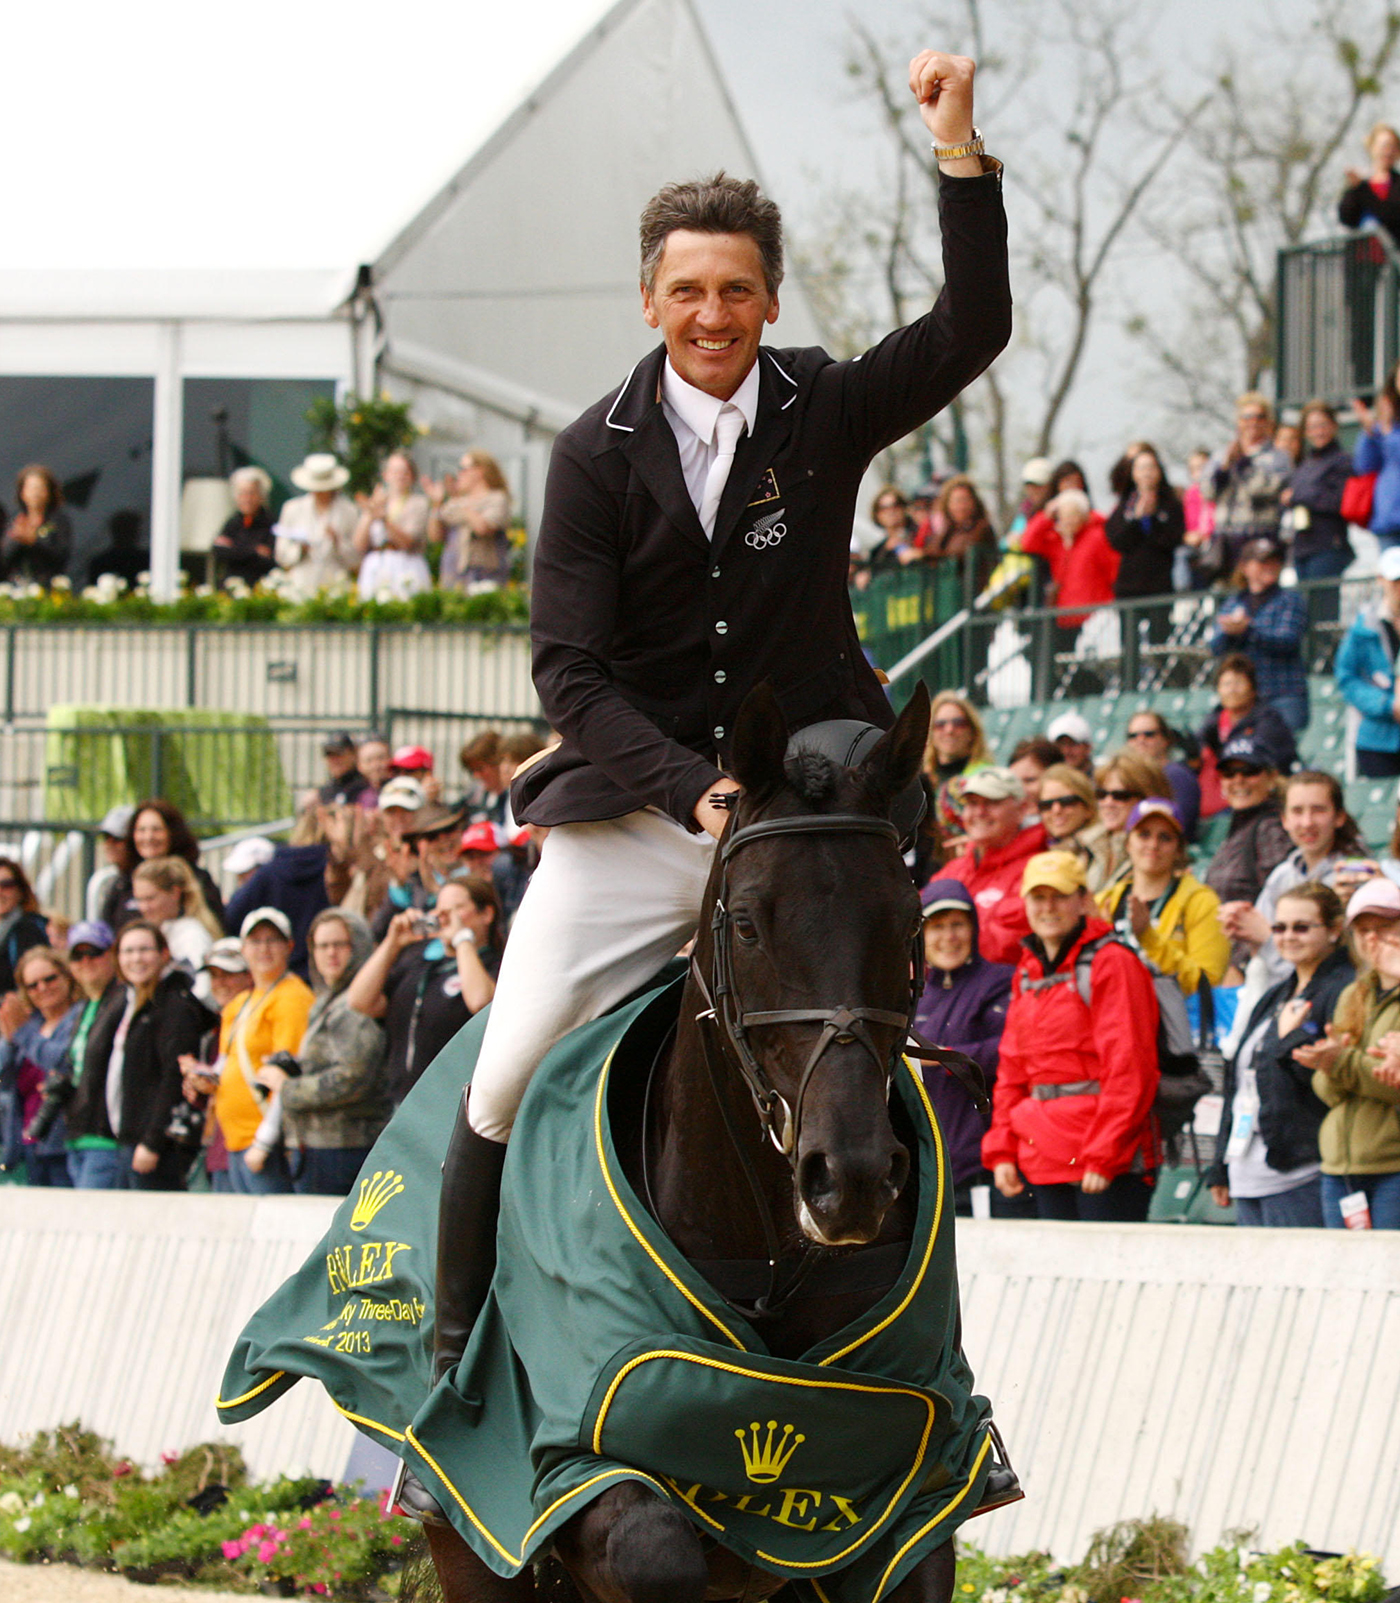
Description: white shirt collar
xmin=660 ymin=357 xmax=760 ymax=445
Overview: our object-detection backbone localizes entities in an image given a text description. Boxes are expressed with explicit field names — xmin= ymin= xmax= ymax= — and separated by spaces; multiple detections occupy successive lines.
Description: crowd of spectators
xmin=0 ymin=446 xmax=516 ymax=600
xmin=905 ymin=669 xmax=1400 ymax=1229
xmin=0 ymin=725 xmax=544 ymax=1199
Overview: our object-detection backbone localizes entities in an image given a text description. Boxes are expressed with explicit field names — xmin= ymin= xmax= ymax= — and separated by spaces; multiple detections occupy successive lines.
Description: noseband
xmin=689 ymin=812 xmax=921 ymax=1164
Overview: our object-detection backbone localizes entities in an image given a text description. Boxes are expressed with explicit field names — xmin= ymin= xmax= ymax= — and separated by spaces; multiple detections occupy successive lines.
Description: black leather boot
xmin=431 ymin=1095 xmax=509 ymax=1383
xmin=397 ymin=1095 xmax=507 ymax=1525
xmin=971 ymin=1422 xmax=1024 ymax=1516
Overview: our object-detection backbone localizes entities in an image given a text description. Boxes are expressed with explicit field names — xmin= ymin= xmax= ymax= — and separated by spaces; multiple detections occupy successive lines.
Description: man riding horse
xmin=217 ymin=45 xmax=1015 ymax=1599
xmin=410 ymin=33 xmax=1011 ymax=1533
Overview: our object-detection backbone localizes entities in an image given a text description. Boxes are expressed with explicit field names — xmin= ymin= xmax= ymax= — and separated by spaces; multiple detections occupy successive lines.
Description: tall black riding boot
xmin=432 ymin=1094 xmax=508 ymax=1383
xmin=397 ymin=1095 xmax=507 ymax=1525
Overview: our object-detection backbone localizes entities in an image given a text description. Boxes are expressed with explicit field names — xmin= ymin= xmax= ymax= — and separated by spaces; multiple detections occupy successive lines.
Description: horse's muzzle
xmin=795 ymin=1141 xmax=910 ymax=1246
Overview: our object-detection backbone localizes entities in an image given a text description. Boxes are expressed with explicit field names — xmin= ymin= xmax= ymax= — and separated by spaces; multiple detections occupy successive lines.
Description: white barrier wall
xmin=0 ymin=1190 xmax=352 ymax=1483
xmin=2 ymin=1194 xmax=1399 ymax=1574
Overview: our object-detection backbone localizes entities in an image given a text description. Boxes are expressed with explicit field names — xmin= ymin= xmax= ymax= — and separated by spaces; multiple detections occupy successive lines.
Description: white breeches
xmin=466 ymin=808 xmax=717 ymax=1142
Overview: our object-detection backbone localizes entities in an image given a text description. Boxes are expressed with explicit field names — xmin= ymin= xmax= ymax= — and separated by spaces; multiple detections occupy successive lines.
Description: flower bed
xmin=0 ymin=1425 xmax=416 ymax=1598
xmin=0 ymin=1430 xmax=1388 ymax=1602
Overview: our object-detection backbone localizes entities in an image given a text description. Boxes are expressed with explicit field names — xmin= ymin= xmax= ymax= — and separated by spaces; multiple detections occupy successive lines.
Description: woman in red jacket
xmin=982 ymin=850 xmax=1161 ymax=1221
xmin=1019 ymin=488 xmax=1120 ymax=660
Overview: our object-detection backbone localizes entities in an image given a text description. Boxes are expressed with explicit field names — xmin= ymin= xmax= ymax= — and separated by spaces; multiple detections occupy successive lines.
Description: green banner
xmin=850 ymin=567 xmax=967 ymax=674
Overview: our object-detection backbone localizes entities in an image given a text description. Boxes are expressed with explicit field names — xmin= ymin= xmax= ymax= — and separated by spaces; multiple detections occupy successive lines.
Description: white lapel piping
xmin=604 ymin=359 xmax=644 ymax=432
xmin=764 ymin=350 xmax=799 ymax=411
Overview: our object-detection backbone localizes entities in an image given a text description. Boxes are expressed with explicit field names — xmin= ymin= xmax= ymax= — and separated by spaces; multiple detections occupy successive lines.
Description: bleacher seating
xmin=982 ymin=674 xmax=1397 ymax=860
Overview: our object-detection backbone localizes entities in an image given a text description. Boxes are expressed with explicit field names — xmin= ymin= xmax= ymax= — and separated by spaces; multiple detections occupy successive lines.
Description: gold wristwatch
xmin=931 ymin=127 xmax=985 ymax=162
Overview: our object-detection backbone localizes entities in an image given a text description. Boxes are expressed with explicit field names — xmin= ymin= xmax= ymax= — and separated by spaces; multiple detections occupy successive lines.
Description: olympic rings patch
xmin=744 ymin=508 xmax=787 ymax=549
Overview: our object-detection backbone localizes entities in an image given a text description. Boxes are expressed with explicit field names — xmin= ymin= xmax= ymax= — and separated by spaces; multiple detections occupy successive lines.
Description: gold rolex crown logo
xmin=736 ymin=1420 xmax=805 ymax=1484
xmin=350 ymin=1170 xmax=405 ymax=1232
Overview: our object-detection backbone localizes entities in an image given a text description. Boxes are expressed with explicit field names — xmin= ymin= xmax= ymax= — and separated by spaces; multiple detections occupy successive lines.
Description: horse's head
xmin=703 ymin=681 xmax=930 ymax=1247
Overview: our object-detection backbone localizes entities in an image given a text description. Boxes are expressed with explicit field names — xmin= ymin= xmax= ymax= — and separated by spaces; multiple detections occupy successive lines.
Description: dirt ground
xmin=0 ymin=1558 xmax=248 ymax=1602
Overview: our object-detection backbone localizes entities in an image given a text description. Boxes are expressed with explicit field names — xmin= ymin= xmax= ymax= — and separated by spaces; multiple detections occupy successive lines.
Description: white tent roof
xmin=2 ymin=0 xmax=619 ymax=278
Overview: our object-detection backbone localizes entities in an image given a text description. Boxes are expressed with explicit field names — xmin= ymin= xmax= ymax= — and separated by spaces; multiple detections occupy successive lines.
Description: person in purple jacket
xmin=915 ymin=878 xmax=1033 ymax=1218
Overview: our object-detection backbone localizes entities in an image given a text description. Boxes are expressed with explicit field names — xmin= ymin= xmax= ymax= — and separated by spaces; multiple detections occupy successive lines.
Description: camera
xmin=165 ymin=1096 xmax=206 ymax=1148
xmin=24 ymin=1074 xmax=74 ymax=1145
xmin=413 ymin=914 xmax=438 ymax=937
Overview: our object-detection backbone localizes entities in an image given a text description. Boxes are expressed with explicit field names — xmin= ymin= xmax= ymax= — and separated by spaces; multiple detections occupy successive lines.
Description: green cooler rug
xmin=218 ymin=969 xmax=994 ymax=1603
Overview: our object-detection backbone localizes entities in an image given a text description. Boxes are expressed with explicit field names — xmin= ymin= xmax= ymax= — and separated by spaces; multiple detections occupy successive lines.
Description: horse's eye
xmin=732 ymin=915 xmax=759 ymax=944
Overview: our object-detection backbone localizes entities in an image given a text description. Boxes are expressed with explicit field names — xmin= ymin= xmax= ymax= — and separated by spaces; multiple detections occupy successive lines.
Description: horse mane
xmin=783 ymin=750 xmax=839 ymax=806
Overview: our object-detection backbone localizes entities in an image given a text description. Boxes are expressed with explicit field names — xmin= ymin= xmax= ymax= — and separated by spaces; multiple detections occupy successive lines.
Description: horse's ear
xmin=728 ymin=682 xmax=789 ymax=798
xmin=861 ymin=683 xmax=930 ymax=799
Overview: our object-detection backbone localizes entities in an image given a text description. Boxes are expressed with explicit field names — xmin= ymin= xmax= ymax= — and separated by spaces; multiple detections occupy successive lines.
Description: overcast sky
xmin=696 ymin=0 xmax=1372 ymax=488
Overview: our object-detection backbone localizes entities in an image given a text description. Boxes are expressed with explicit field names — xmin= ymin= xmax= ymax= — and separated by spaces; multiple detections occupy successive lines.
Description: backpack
xmin=1025 ymin=933 xmax=1215 ymax=1156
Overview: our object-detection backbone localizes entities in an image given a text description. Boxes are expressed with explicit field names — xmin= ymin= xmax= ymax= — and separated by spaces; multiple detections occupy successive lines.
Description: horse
xmin=421 ymin=680 xmax=968 ymax=1603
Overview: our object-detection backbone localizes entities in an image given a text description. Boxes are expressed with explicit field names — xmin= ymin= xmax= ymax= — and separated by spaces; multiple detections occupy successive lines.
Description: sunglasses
xmin=1270 ymin=921 xmax=1323 ymax=936
xmin=1126 ymin=729 xmax=1160 ymax=741
xmin=932 ymin=717 xmax=972 ymax=730
xmin=1096 ymin=788 xmax=1138 ymax=803
xmin=1218 ymin=765 xmax=1264 ymax=779
xmin=1037 ymin=796 xmax=1085 ymax=813
xmin=25 ymin=972 xmax=63 ymax=988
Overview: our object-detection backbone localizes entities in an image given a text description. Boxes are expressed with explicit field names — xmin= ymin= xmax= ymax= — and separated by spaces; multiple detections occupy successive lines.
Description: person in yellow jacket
xmin=1295 ymin=878 xmax=1400 ymax=1228
xmin=1096 ymin=797 xmax=1230 ymax=995
xmin=212 ymin=907 xmax=313 ymax=1194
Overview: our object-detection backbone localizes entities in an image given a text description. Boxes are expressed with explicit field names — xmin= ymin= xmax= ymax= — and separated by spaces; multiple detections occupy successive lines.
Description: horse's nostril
xmin=798 ymin=1150 xmax=835 ymax=1206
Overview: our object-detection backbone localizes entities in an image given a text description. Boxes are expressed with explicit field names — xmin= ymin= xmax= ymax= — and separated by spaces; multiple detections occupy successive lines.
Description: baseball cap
xmin=401 ymin=801 xmax=468 ymax=840
xmin=67 ymin=920 xmax=114 ymax=954
xmin=99 ymin=804 xmax=135 ymax=839
xmin=391 ymin=744 xmax=434 ymax=772
xmin=1219 ymin=731 xmax=1283 ymax=773
xmin=957 ymin=766 xmax=1024 ymax=803
xmin=1239 ymin=536 xmax=1285 ymax=564
xmin=920 ymin=879 xmax=974 ymax=920
xmin=1126 ymin=797 xmax=1184 ymax=836
xmin=1022 ymin=457 xmax=1053 ymax=486
xmin=1046 ymin=712 xmax=1094 ymax=746
xmin=322 ymin=731 xmax=357 ymax=755
xmin=239 ymin=906 xmax=293 ymax=941
xmin=378 ymin=776 xmax=427 ymax=812
xmin=460 ymin=821 xmax=501 ymax=854
xmin=1346 ymin=878 xmax=1400 ymax=926
xmin=203 ymin=937 xmax=250 ymax=974
xmin=1021 ymin=850 xmax=1088 ymax=897
xmin=223 ymin=836 xmax=276 ymax=877
xmin=1380 ymin=547 xmax=1400 ymax=583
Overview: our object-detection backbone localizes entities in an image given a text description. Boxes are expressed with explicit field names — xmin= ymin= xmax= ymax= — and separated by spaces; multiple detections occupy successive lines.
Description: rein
xmin=679 ymin=808 xmax=987 ymax=1321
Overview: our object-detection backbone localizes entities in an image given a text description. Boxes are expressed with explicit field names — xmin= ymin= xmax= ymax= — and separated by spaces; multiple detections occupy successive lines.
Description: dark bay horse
xmin=425 ymin=682 xmax=961 ymax=1603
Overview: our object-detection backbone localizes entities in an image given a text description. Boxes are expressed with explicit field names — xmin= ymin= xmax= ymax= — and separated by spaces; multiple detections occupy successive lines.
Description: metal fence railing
xmin=1276 ymin=231 xmax=1400 ymax=411
xmin=879 ymin=574 xmax=1365 ymax=710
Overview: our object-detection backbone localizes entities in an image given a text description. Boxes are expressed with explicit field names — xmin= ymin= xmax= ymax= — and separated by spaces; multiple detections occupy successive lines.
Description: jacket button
xmin=714 ymin=670 xmax=726 ymax=684
xmin=713 ymin=726 xmax=725 ymax=740
xmin=711 ymin=567 xmax=721 ymax=579
xmin=715 ymin=620 xmax=728 ymax=634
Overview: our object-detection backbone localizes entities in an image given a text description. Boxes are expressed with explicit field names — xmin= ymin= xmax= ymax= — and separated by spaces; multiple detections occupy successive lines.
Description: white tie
xmin=698 ymin=404 xmax=746 ymax=539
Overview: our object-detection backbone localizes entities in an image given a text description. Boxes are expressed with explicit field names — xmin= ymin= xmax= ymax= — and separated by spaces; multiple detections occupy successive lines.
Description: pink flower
xmin=221 ymin=1541 xmax=242 ymax=1560
xmin=113 ymin=1461 xmax=132 ymax=1477
xmin=298 ymin=1517 xmax=313 ymax=1530
xmin=160 ymin=1451 xmax=178 ymax=1466
xmin=258 ymin=1541 xmax=280 ymax=1563
xmin=313 ymin=1586 xmax=328 ymax=1596
xmin=328 ymin=1509 xmax=341 ymax=1520
xmin=390 ymin=1534 xmax=403 ymax=1546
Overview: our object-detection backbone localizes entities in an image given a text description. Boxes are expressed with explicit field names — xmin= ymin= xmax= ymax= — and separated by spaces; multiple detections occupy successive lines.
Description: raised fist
xmin=908 ymin=51 xmax=976 ymax=148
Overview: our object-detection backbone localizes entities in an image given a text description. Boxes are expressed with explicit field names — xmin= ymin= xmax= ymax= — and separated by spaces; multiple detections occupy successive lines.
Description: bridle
xmin=689 ymin=811 xmax=922 ymax=1163
xmin=676 ymin=803 xmax=987 ymax=1322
